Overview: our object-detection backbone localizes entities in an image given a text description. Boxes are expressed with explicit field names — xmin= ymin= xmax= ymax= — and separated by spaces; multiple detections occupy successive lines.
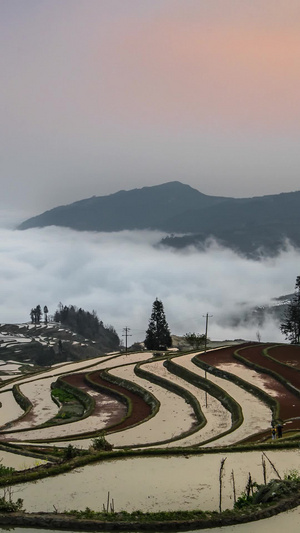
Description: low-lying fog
xmin=0 ymin=222 xmax=298 ymax=344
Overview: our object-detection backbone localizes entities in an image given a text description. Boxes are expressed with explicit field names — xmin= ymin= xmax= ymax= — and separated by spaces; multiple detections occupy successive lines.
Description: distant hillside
xmin=18 ymin=182 xmax=300 ymax=257
xmin=0 ymin=319 xmax=120 ymax=367
xmin=160 ymin=190 xmax=300 ymax=257
xmin=222 ymin=294 xmax=290 ymax=330
xmin=18 ymin=182 xmax=224 ymax=232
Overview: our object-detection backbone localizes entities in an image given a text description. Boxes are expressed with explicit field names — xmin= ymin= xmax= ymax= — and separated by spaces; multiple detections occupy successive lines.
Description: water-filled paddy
xmin=0 ymin=450 xmax=46 ymax=469
xmin=176 ymin=353 xmax=272 ymax=446
xmin=13 ymin=449 xmax=300 ymax=514
xmin=0 ymin=390 xmax=24 ymax=426
xmin=1 ymin=348 xmax=300 ymax=531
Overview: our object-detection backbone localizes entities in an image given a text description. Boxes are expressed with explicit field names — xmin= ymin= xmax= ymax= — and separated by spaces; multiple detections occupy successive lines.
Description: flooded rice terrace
xmin=12 ymin=449 xmax=300 ymax=514
xmin=1 ymin=349 xmax=300 ymax=531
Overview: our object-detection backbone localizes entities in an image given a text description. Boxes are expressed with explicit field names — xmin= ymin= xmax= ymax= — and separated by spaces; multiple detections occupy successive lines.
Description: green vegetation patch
xmin=45 ymin=378 xmax=95 ymax=425
xmin=51 ymin=387 xmax=75 ymax=403
xmin=66 ymin=507 xmax=210 ymax=522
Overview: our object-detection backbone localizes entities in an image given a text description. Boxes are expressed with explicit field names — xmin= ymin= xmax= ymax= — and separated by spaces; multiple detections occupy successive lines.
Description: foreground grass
xmin=1 ymin=489 xmax=300 ymax=532
xmin=67 ymin=508 xmax=213 ymax=522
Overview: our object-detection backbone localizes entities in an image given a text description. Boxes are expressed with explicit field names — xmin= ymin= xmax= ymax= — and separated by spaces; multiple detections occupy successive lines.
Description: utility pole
xmin=122 ymin=327 xmax=132 ymax=353
xmin=203 ymin=313 xmax=213 ymax=354
xmin=203 ymin=313 xmax=213 ymax=408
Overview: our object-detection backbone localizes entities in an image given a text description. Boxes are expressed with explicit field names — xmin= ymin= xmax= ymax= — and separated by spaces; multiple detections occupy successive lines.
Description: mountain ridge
xmin=18 ymin=181 xmax=300 ymax=257
xmin=18 ymin=181 xmax=230 ymax=232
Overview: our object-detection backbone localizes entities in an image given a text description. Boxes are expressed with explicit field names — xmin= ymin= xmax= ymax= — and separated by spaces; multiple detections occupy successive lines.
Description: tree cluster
xmin=30 ymin=305 xmax=48 ymax=324
xmin=54 ymin=303 xmax=120 ymax=349
xmin=184 ymin=332 xmax=207 ymax=350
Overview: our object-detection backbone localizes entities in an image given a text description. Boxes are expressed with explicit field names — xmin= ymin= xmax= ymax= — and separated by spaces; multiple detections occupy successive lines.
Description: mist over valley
xmin=1 ymin=219 xmax=297 ymax=345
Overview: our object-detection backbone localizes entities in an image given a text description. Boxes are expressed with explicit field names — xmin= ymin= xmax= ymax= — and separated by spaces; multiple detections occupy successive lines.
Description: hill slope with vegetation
xmin=0 ymin=305 xmax=120 ymax=366
xmin=18 ymin=182 xmax=300 ymax=257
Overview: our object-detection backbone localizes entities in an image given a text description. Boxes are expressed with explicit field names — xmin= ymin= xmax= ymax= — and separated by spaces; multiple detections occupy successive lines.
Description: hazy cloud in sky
xmin=1 ymin=0 xmax=300 ymax=215
xmin=0 ymin=224 xmax=297 ymax=344
xmin=1 ymin=1 xmax=299 ymax=343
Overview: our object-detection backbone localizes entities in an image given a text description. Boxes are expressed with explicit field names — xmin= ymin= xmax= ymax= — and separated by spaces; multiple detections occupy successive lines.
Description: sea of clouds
xmin=0 ymin=217 xmax=298 ymax=345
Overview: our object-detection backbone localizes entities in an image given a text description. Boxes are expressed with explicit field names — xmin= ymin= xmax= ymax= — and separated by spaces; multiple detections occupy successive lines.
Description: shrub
xmin=92 ymin=433 xmax=113 ymax=451
xmin=63 ymin=444 xmax=81 ymax=460
xmin=0 ymin=464 xmax=15 ymax=477
xmin=284 ymin=469 xmax=300 ymax=482
xmin=234 ymin=492 xmax=256 ymax=509
xmin=0 ymin=488 xmax=23 ymax=513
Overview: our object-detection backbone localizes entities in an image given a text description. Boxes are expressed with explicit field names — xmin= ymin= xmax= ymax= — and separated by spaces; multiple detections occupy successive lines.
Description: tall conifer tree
xmin=145 ymin=298 xmax=172 ymax=350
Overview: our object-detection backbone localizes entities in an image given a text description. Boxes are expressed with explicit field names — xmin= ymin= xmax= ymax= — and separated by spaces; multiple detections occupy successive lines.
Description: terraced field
xmin=0 ymin=341 xmax=300 ymax=522
xmin=0 ymin=342 xmax=299 ymax=448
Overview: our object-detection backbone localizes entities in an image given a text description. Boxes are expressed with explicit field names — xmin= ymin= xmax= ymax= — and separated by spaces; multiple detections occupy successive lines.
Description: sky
xmin=1 ymin=1 xmax=300 ymax=343
xmin=1 ymin=0 xmax=300 ymax=218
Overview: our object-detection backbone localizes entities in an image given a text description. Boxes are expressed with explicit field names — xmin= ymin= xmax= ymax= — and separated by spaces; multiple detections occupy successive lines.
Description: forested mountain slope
xmin=18 ymin=182 xmax=300 ymax=257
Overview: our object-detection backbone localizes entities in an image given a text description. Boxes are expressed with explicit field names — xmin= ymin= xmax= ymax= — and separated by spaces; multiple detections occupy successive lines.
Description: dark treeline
xmin=54 ymin=304 xmax=120 ymax=350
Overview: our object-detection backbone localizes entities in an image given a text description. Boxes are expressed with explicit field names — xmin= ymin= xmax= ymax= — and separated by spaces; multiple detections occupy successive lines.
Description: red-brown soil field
xmin=197 ymin=343 xmax=300 ymax=442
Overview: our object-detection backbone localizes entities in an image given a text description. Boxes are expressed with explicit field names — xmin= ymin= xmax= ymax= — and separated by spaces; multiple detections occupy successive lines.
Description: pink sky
xmin=1 ymin=0 xmax=300 ymax=212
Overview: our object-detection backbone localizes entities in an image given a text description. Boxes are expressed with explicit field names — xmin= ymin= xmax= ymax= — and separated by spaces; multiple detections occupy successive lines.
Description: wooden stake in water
xmin=110 ymin=498 xmax=115 ymax=513
xmin=246 ymin=473 xmax=252 ymax=499
xmin=219 ymin=457 xmax=227 ymax=513
xmin=231 ymin=469 xmax=236 ymax=504
xmin=262 ymin=452 xmax=281 ymax=480
xmin=262 ymin=454 xmax=267 ymax=485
